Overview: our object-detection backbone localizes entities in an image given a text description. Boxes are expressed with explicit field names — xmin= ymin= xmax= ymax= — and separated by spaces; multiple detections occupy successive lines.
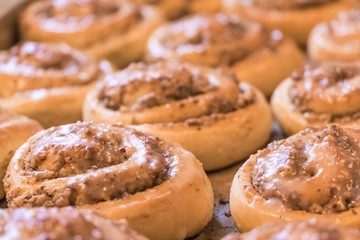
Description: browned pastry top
xmin=0 ymin=207 xmax=147 ymax=240
xmin=251 ymin=125 xmax=360 ymax=214
xmin=96 ymin=61 xmax=255 ymax=124
xmin=238 ymin=0 xmax=337 ymax=10
xmin=223 ymin=219 xmax=360 ymax=240
xmin=288 ymin=66 xmax=360 ymax=123
xmin=5 ymin=122 xmax=176 ymax=207
xmin=150 ymin=14 xmax=283 ymax=67
xmin=0 ymin=42 xmax=104 ymax=94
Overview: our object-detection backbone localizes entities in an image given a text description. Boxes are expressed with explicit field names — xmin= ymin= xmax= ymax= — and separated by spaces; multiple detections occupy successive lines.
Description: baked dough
xmin=0 ymin=41 xmax=112 ymax=128
xmin=0 ymin=207 xmax=148 ymax=240
xmin=0 ymin=107 xmax=42 ymax=199
xmin=230 ymin=125 xmax=360 ymax=232
xmin=308 ymin=8 xmax=360 ymax=65
xmin=222 ymin=219 xmax=360 ymax=240
xmin=146 ymin=14 xmax=304 ymax=96
xmin=83 ymin=61 xmax=272 ymax=171
xmin=4 ymin=122 xmax=214 ymax=240
xmin=21 ymin=0 xmax=163 ymax=67
xmin=222 ymin=0 xmax=356 ymax=45
xmin=271 ymin=65 xmax=360 ymax=136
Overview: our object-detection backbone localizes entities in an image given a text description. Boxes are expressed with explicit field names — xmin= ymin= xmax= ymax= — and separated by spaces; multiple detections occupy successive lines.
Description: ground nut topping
xmin=37 ymin=0 xmax=140 ymax=32
xmin=96 ymin=62 xmax=256 ymax=125
xmin=153 ymin=14 xmax=282 ymax=66
xmin=5 ymin=122 xmax=175 ymax=207
xmin=224 ymin=219 xmax=360 ymax=240
xmin=289 ymin=66 xmax=360 ymax=122
xmin=328 ymin=9 xmax=360 ymax=41
xmin=252 ymin=125 xmax=360 ymax=214
xmin=0 ymin=42 xmax=101 ymax=93
xmin=239 ymin=0 xmax=337 ymax=10
xmin=0 ymin=208 xmax=147 ymax=240
xmin=98 ymin=62 xmax=215 ymax=111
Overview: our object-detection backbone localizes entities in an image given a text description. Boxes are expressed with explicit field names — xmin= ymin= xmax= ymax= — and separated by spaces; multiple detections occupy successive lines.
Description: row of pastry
xmin=0 ymin=0 xmax=359 ymax=239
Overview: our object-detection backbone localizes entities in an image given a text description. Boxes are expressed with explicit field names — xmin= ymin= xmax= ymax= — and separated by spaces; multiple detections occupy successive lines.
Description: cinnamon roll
xmin=0 ymin=41 xmax=112 ymax=128
xmin=230 ymin=125 xmax=360 ymax=232
xmin=21 ymin=0 xmax=163 ymax=67
xmin=0 ymin=107 xmax=42 ymax=199
xmin=271 ymin=66 xmax=360 ymax=136
xmin=4 ymin=122 xmax=214 ymax=240
xmin=146 ymin=14 xmax=304 ymax=96
xmin=222 ymin=0 xmax=356 ymax=45
xmin=222 ymin=219 xmax=360 ymax=240
xmin=83 ymin=61 xmax=272 ymax=171
xmin=0 ymin=207 xmax=148 ymax=240
xmin=308 ymin=8 xmax=360 ymax=65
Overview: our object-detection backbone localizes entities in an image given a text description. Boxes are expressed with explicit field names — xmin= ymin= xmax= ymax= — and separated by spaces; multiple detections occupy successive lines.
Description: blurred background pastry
xmin=146 ymin=14 xmax=304 ymax=96
xmin=222 ymin=219 xmax=360 ymax=240
xmin=0 ymin=207 xmax=148 ymax=240
xmin=222 ymin=0 xmax=357 ymax=45
xmin=21 ymin=0 xmax=164 ymax=67
xmin=308 ymin=8 xmax=360 ymax=66
xmin=0 ymin=41 xmax=112 ymax=128
xmin=230 ymin=125 xmax=360 ymax=232
xmin=83 ymin=61 xmax=272 ymax=171
xmin=0 ymin=106 xmax=42 ymax=199
xmin=5 ymin=122 xmax=214 ymax=240
xmin=271 ymin=65 xmax=360 ymax=136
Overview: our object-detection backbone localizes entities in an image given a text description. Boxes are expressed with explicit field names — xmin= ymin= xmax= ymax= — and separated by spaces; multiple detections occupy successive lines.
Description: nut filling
xmin=238 ymin=0 xmax=337 ymax=10
xmin=96 ymin=61 xmax=255 ymax=125
xmin=5 ymin=122 xmax=176 ymax=207
xmin=251 ymin=125 xmax=360 ymax=214
xmin=289 ymin=67 xmax=360 ymax=123
xmin=0 ymin=42 xmax=102 ymax=94
xmin=151 ymin=14 xmax=284 ymax=66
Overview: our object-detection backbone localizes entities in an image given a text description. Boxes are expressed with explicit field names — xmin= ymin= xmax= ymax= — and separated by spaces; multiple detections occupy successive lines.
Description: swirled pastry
xmin=271 ymin=66 xmax=360 ymax=136
xmin=4 ymin=122 xmax=214 ymax=240
xmin=0 ymin=107 xmax=42 ymax=199
xmin=0 ymin=207 xmax=148 ymax=240
xmin=21 ymin=0 xmax=163 ymax=67
xmin=83 ymin=61 xmax=272 ymax=171
xmin=222 ymin=0 xmax=356 ymax=45
xmin=222 ymin=219 xmax=360 ymax=240
xmin=308 ymin=8 xmax=360 ymax=65
xmin=0 ymin=41 xmax=112 ymax=128
xmin=146 ymin=14 xmax=304 ymax=96
xmin=230 ymin=125 xmax=360 ymax=232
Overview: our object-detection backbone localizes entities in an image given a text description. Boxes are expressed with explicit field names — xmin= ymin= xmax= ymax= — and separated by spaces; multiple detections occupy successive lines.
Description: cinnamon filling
xmin=5 ymin=122 xmax=174 ymax=207
xmin=0 ymin=42 xmax=100 ymax=93
xmin=252 ymin=125 xmax=360 ymax=214
xmin=240 ymin=0 xmax=337 ymax=10
xmin=156 ymin=14 xmax=281 ymax=66
xmin=289 ymin=66 xmax=360 ymax=122
xmin=97 ymin=62 xmax=255 ymax=120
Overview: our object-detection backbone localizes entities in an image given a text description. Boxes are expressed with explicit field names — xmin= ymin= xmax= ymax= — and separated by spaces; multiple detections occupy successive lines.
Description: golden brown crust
xmin=21 ymin=0 xmax=164 ymax=67
xmin=0 ymin=207 xmax=148 ymax=240
xmin=230 ymin=125 xmax=360 ymax=232
xmin=271 ymin=66 xmax=360 ymax=136
xmin=0 ymin=42 xmax=112 ymax=128
xmin=146 ymin=14 xmax=304 ymax=96
xmin=223 ymin=0 xmax=356 ymax=45
xmin=83 ymin=61 xmax=272 ymax=170
xmin=222 ymin=219 xmax=360 ymax=240
xmin=308 ymin=8 xmax=360 ymax=64
xmin=0 ymin=107 xmax=42 ymax=199
xmin=5 ymin=122 xmax=214 ymax=240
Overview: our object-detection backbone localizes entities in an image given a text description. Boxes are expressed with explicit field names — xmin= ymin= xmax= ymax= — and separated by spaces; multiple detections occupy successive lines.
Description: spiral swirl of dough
xmin=309 ymin=8 xmax=360 ymax=64
xmin=239 ymin=0 xmax=337 ymax=10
